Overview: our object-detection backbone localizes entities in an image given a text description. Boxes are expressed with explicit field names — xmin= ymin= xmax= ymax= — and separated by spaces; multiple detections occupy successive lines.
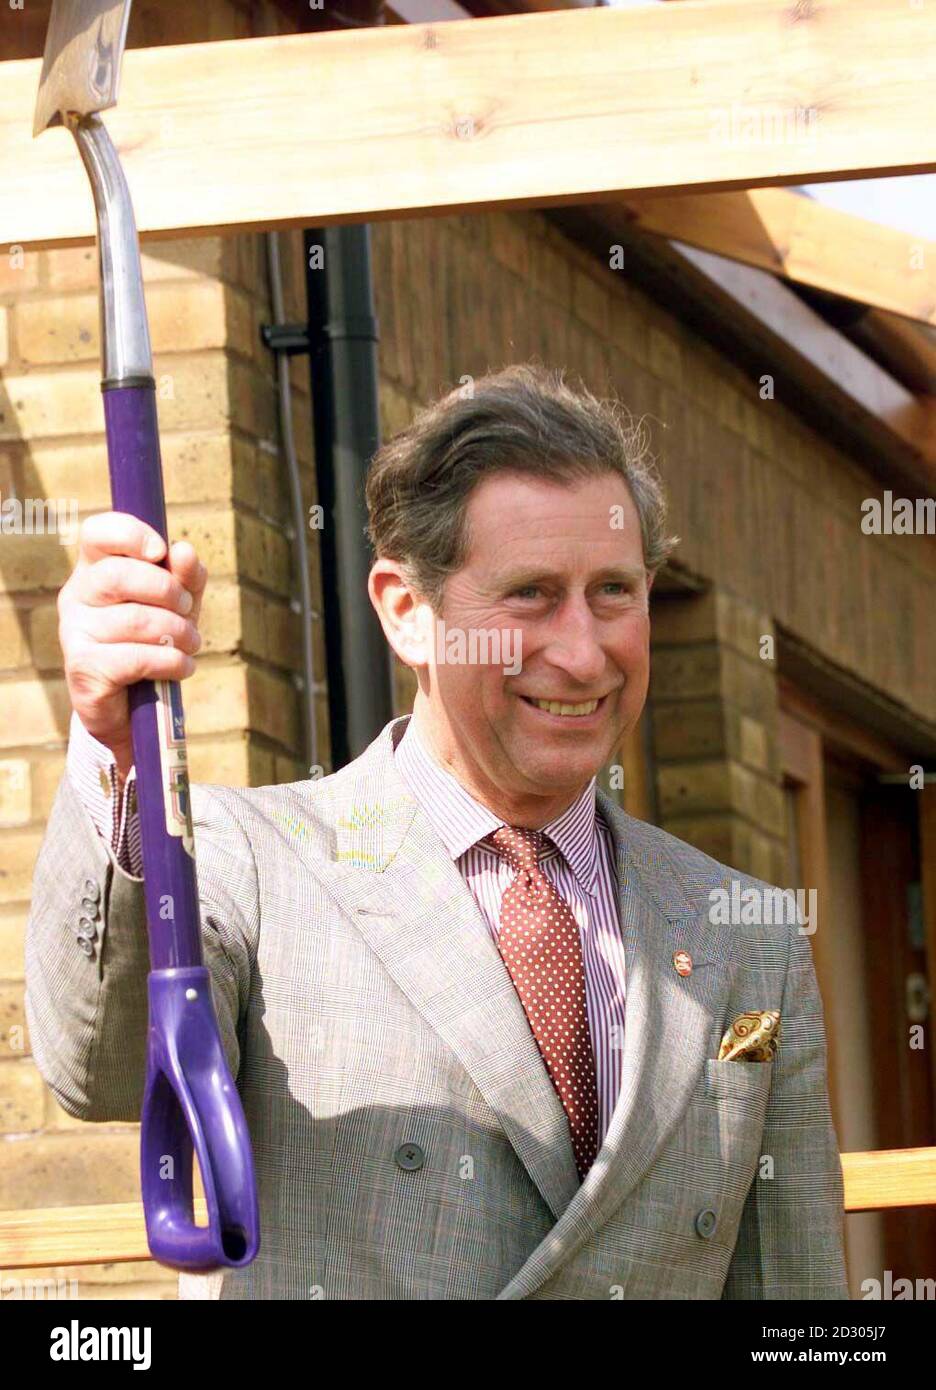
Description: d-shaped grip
xmin=141 ymin=968 xmax=260 ymax=1270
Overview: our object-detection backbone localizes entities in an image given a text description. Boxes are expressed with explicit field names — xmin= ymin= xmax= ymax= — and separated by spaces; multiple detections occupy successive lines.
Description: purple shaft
xmin=102 ymin=383 xmax=201 ymax=971
xmin=101 ymin=381 xmax=259 ymax=1268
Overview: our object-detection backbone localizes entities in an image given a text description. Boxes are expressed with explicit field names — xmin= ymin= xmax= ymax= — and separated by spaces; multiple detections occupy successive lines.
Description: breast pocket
xmin=639 ymin=1056 xmax=774 ymax=1261
xmin=697 ymin=1057 xmax=774 ymax=1237
xmin=705 ymin=1055 xmax=774 ymax=1104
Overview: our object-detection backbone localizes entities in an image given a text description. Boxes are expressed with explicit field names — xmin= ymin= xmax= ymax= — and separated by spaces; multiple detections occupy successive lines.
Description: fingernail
xmin=144 ymin=537 xmax=164 ymax=560
xmin=179 ymin=590 xmax=193 ymax=614
xmin=191 ymin=630 xmax=202 ymax=652
xmin=182 ymin=655 xmax=196 ymax=676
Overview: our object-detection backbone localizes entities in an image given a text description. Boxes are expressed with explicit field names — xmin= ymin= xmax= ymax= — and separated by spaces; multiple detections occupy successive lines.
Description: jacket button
xmin=77 ymin=937 xmax=95 ymax=957
xmin=77 ymin=920 xmax=97 ymax=942
xmin=695 ymin=1208 xmax=717 ymax=1239
xmin=80 ymin=898 xmax=100 ymax=918
xmin=83 ymin=879 xmax=101 ymax=903
xmin=394 ymin=1142 xmax=425 ymax=1171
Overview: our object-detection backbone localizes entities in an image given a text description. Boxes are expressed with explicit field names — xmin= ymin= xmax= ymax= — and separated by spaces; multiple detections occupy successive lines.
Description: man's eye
xmin=511 ymin=586 xmax=542 ymax=599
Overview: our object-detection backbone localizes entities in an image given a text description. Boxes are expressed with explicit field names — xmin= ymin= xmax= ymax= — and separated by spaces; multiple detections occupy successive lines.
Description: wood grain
xmin=2 ymin=0 xmax=935 ymax=251
xmin=621 ymin=189 xmax=936 ymax=328
xmin=3 ymin=1149 xmax=935 ymax=1267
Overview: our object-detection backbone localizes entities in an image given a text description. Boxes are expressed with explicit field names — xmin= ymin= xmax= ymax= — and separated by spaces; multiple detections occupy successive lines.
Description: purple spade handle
xmin=103 ymin=383 xmax=259 ymax=1270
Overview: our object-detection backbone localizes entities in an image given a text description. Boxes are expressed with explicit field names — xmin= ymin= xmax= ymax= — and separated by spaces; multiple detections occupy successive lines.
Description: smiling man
xmin=25 ymin=362 xmax=849 ymax=1300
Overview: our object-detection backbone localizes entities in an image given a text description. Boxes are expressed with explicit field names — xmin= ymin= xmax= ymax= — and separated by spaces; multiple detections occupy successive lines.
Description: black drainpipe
xmin=304 ymin=224 xmax=394 ymax=767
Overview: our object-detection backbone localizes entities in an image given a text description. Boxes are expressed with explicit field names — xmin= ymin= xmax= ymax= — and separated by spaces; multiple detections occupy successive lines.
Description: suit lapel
xmin=497 ymin=790 xmax=735 ymax=1298
xmin=302 ymin=715 xmax=582 ymax=1221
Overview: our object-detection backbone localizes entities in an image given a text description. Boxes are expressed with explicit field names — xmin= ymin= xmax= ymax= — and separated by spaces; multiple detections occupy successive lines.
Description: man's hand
xmin=58 ymin=512 xmax=206 ymax=777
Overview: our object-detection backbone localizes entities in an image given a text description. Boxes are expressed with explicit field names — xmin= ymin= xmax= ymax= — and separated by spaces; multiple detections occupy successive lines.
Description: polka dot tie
xmin=484 ymin=825 xmax=600 ymax=1180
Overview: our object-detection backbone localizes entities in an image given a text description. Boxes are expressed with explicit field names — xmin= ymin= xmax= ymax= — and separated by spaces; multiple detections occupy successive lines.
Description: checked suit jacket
xmin=24 ymin=712 xmax=849 ymax=1299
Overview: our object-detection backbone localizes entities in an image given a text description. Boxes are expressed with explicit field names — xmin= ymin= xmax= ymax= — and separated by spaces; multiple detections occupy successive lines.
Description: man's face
xmin=406 ymin=469 xmax=652 ymax=824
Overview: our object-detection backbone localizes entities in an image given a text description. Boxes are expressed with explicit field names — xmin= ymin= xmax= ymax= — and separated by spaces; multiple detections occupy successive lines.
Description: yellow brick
xmin=2 ymin=536 xmax=70 ymax=603
xmin=147 ymin=354 xmax=231 ymax=432
xmin=0 ymin=604 xmax=28 ymax=668
xmin=0 ymin=1059 xmax=45 ymax=1132
xmin=27 ymin=603 xmax=62 ymax=670
xmin=0 ymin=1133 xmax=140 ymax=1209
xmin=290 ymin=387 xmax=314 ymax=464
xmin=227 ymin=288 xmax=256 ymax=360
xmin=739 ymin=714 xmax=769 ymax=771
xmin=247 ymin=665 xmax=299 ymax=749
xmin=0 ymin=443 xmax=15 ymax=492
xmin=0 ymin=247 xmax=40 ymax=293
xmin=247 ymin=743 xmax=276 ymax=788
xmin=0 ymin=369 xmax=103 ymax=441
xmin=0 ymin=680 xmax=70 ymax=749
xmin=0 ymin=502 xmax=80 ymax=565
xmin=0 ymin=907 xmax=25 ymax=979
xmin=264 ymin=599 xmax=303 ymax=673
xmin=234 ymin=511 xmax=292 ymax=593
xmin=44 ymin=246 xmax=99 ymax=291
xmin=0 ymin=982 xmax=30 ymax=1057
xmin=188 ymin=736 xmax=250 ymax=788
xmin=147 ymin=281 xmax=227 ymax=353
xmin=0 ymin=305 xmax=8 ymax=368
xmin=228 ymin=358 xmax=278 ymax=441
xmin=139 ymin=237 xmax=231 ymax=284
xmin=165 ymin=505 xmax=237 ymax=580
xmin=182 ymin=662 xmax=248 ymax=737
xmin=0 ymin=759 xmax=30 ymax=827
xmin=231 ymin=437 xmax=259 ymax=512
xmin=197 ymin=579 xmax=242 ymax=653
xmin=16 ymin=295 xmax=99 ymax=365
xmin=20 ymin=438 xmax=112 ymax=512
xmin=657 ymin=761 xmax=732 ymax=818
xmin=23 ymin=757 xmax=65 ymax=822
xmin=161 ymin=432 xmax=235 ymax=506
xmin=273 ymin=752 xmax=306 ymax=785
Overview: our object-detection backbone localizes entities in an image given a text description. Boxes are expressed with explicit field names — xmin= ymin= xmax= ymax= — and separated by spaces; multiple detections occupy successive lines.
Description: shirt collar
xmin=393 ymin=712 xmax=604 ymax=898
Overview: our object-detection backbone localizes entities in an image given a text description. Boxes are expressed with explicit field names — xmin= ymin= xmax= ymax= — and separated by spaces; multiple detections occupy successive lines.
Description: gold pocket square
xmin=717 ymin=1010 xmax=780 ymax=1062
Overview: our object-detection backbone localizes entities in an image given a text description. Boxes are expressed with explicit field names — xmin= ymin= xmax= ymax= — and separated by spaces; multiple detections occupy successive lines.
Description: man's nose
xmin=540 ymin=602 xmax=607 ymax=684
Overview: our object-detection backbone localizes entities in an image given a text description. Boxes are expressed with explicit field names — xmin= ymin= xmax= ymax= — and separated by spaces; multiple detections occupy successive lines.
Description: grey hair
xmin=365 ymin=361 xmax=679 ymax=611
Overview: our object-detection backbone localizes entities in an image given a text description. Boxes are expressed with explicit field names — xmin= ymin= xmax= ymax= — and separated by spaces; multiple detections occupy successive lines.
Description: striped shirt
xmin=394 ymin=717 xmax=627 ymax=1144
xmin=66 ymin=708 xmax=628 ymax=1145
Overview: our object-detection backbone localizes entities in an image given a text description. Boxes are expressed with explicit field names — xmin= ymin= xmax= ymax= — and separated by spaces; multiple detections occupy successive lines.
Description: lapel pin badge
xmin=673 ymin=950 xmax=692 ymax=977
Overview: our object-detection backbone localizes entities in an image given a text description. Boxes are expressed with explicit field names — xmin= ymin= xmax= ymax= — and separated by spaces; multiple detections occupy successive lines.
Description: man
xmin=25 ymin=363 xmax=849 ymax=1299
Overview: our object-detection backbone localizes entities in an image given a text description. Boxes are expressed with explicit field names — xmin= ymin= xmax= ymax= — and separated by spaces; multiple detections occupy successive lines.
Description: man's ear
xmin=368 ymin=558 xmax=434 ymax=670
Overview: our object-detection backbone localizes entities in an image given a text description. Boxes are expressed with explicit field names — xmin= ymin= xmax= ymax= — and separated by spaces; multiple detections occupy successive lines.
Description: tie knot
xmin=487 ymin=825 xmax=546 ymax=876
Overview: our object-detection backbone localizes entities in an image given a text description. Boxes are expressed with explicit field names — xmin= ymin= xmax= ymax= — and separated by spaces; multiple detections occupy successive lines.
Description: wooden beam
xmin=621 ymin=188 xmax=936 ymax=328
xmin=4 ymin=1150 xmax=936 ymax=1268
xmin=841 ymin=1148 xmax=936 ymax=1214
xmin=385 ymin=2 xmax=936 ymax=331
xmin=575 ymin=202 xmax=936 ymax=475
xmin=2 ymin=0 xmax=935 ymax=252
xmin=0 ymin=1200 xmax=209 ymax=1270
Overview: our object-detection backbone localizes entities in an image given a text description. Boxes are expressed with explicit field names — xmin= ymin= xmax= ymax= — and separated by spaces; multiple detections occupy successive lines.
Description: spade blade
xmin=33 ymin=0 xmax=133 ymax=139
